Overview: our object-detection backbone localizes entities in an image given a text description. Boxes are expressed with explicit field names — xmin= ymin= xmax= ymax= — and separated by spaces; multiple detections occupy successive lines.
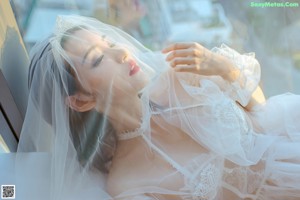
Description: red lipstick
xmin=129 ymin=60 xmax=140 ymax=76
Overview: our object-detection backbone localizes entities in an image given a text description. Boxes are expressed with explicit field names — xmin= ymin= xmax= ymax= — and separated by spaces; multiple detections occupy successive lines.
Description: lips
xmin=129 ymin=60 xmax=140 ymax=76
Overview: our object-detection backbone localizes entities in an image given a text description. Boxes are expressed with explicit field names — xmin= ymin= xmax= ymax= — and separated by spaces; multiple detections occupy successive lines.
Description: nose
xmin=113 ymin=48 xmax=129 ymax=63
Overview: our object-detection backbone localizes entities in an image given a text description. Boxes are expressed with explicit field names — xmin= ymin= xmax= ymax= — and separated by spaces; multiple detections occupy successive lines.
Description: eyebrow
xmin=82 ymin=45 xmax=98 ymax=64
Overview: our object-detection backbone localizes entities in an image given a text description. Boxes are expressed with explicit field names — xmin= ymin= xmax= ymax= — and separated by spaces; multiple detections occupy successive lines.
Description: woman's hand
xmin=162 ymin=42 xmax=212 ymax=72
xmin=162 ymin=42 xmax=240 ymax=82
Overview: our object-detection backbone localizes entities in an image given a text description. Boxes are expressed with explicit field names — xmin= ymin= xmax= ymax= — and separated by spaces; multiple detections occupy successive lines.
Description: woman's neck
xmin=108 ymin=95 xmax=143 ymax=135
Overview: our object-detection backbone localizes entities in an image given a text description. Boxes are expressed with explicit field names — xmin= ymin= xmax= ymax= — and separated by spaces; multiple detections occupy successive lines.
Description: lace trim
xmin=180 ymin=156 xmax=222 ymax=200
xmin=214 ymin=100 xmax=252 ymax=152
xmin=223 ymin=166 xmax=264 ymax=196
xmin=118 ymin=128 xmax=142 ymax=140
xmin=214 ymin=100 xmax=248 ymax=131
xmin=181 ymin=164 xmax=220 ymax=200
xmin=212 ymin=44 xmax=260 ymax=106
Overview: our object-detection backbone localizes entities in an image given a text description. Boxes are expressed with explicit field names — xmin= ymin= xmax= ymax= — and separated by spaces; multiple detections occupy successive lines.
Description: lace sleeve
xmin=211 ymin=44 xmax=261 ymax=106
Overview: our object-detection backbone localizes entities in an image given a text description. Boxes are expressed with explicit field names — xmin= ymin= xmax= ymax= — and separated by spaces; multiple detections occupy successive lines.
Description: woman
xmin=19 ymin=15 xmax=300 ymax=200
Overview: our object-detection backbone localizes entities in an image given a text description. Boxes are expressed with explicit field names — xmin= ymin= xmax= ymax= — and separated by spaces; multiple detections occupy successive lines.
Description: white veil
xmin=16 ymin=15 xmax=276 ymax=199
xmin=17 ymin=15 xmax=166 ymax=200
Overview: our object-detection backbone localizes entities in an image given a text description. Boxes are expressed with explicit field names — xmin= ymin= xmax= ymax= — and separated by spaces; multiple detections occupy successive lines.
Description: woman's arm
xmin=244 ymin=85 xmax=266 ymax=111
xmin=162 ymin=42 xmax=265 ymax=109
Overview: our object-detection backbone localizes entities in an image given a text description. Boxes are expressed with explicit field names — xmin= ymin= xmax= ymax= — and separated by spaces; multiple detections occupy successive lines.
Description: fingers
xmin=169 ymin=57 xmax=202 ymax=68
xmin=162 ymin=42 xmax=200 ymax=53
xmin=174 ymin=64 xmax=200 ymax=72
xmin=162 ymin=42 xmax=212 ymax=74
xmin=165 ymin=49 xmax=201 ymax=61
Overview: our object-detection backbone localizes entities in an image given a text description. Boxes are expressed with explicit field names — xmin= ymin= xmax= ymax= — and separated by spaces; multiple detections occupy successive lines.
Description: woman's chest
xmin=108 ymin=129 xmax=210 ymax=196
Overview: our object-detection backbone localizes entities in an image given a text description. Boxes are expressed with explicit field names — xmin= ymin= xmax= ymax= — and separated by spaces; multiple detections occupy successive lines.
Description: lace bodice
xmin=180 ymin=156 xmax=223 ymax=200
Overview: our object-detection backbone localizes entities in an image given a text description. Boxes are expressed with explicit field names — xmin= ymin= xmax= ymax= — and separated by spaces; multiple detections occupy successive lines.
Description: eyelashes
xmin=92 ymin=42 xmax=115 ymax=67
xmin=90 ymin=36 xmax=117 ymax=68
xmin=93 ymin=55 xmax=104 ymax=67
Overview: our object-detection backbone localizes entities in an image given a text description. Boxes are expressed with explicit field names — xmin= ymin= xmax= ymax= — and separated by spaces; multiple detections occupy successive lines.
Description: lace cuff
xmin=212 ymin=44 xmax=261 ymax=106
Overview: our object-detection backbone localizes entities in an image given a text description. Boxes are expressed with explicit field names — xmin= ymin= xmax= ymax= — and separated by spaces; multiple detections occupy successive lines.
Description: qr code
xmin=1 ymin=185 xmax=15 ymax=199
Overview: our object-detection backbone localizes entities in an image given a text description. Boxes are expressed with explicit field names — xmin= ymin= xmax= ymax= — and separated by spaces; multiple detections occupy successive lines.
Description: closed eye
xmin=93 ymin=55 xmax=104 ymax=67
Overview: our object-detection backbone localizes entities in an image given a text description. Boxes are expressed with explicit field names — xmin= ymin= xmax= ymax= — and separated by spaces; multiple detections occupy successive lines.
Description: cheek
xmin=87 ymin=60 xmax=130 ymax=95
xmin=87 ymin=68 xmax=116 ymax=95
xmin=74 ymin=68 xmax=102 ymax=94
xmin=100 ymin=60 xmax=127 ymax=83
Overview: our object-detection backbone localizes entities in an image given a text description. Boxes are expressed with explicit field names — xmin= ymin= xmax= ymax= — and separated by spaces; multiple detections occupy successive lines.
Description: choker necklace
xmin=118 ymin=128 xmax=142 ymax=140
xmin=117 ymin=102 xmax=162 ymax=141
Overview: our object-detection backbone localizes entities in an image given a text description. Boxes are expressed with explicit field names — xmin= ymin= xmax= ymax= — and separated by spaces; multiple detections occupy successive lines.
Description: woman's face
xmin=63 ymin=29 xmax=149 ymax=105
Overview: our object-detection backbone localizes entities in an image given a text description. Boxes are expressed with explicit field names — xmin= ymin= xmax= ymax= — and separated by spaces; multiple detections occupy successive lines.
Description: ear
xmin=65 ymin=92 xmax=96 ymax=112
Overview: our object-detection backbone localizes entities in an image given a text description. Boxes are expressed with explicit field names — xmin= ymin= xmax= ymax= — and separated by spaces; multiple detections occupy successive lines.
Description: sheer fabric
xmin=15 ymin=15 xmax=300 ymax=200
